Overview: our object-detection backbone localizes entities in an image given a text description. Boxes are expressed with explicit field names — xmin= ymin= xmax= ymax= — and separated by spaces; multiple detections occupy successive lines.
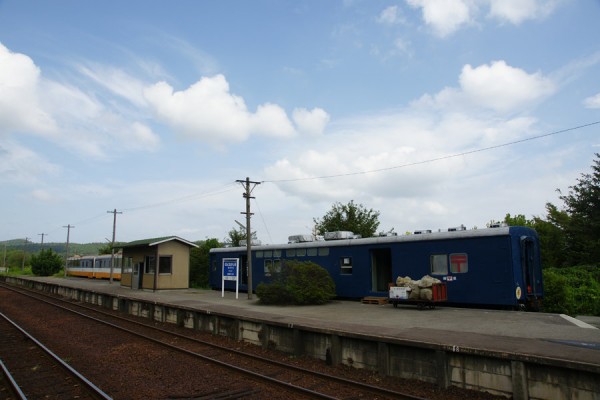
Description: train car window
xmin=264 ymin=250 xmax=273 ymax=258
xmin=273 ymin=259 xmax=281 ymax=274
xmin=256 ymin=251 xmax=263 ymax=258
xmin=340 ymin=257 xmax=353 ymax=275
xmin=450 ymin=253 xmax=468 ymax=273
xmin=296 ymin=248 xmax=306 ymax=257
xmin=211 ymin=259 xmax=217 ymax=272
xmin=307 ymin=248 xmax=317 ymax=256
xmin=159 ymin=256 xmax=173 ymax=274
xmin=430 ymin=254 xmax=448 ymax=275
xmin=286 ymin=249 xmax=295 ymax=257
xmin=318 ymin=248 xmax=330 ymax=256
xmin=274 ymin=250 xmax=281 ymax=257
xmin=264 ymin=259 xmax=273 ymax=276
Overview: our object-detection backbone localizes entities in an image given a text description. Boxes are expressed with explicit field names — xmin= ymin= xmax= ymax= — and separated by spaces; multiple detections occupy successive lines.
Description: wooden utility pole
xmin=21 ymin=237 xmax=29 ymax=271
xmin=38 ymin=233 xmax=47 ymax=249
xmin=236 ymin=177 xmax=260 ymax=300
xmin=107 ymin=209 xmax=122 ymax=284
xmin=63 ymin=224 xmax=74 ymax=277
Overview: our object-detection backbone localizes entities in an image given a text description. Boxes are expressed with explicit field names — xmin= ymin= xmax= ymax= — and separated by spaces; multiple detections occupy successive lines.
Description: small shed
xmin=119 ymin=236 xmax=198 ymax=290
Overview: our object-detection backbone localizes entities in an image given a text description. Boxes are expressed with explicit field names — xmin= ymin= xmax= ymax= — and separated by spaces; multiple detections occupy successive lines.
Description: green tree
xmin=30 ymin=249 xmax=63 ymax=276
xmin=226 ymin=226 xmax=257 ymax=247
xmin=189 ymin=238 xmax=221 ymax=288
xmin=314 ymin=200 xmax=381 ymax=238
xmin=558 ymin=153 xmax=600 ymax=265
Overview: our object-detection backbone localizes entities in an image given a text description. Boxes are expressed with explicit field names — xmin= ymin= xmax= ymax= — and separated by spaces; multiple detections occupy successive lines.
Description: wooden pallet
xmin=361 ymin=297 xmax=388 ymax=305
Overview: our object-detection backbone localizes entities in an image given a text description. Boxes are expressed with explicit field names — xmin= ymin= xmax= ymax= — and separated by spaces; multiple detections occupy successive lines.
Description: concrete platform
xmin=18 ymin=276 xmax=600 ymax=366
xmin=5 ymin=276 xmax=600 ymax=400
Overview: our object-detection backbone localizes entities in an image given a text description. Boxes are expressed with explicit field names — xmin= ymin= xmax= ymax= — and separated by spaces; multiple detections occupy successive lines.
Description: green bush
xmin=30 ymin=249 xmax=63 ymax=276
xmin=543 ymin=266 xmax=600 ymax=316
xmin=256 ymin=260 xmax=336 ymax=305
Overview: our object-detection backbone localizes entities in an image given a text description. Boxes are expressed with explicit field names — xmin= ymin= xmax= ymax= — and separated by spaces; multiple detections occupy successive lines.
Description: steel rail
xmin=1 ymin=282 xmax=427 ymax=400
xmin=0 ymin=311 xmax=113 ymax=400
xmin=0 ymin=359 xmax=28 ymax=400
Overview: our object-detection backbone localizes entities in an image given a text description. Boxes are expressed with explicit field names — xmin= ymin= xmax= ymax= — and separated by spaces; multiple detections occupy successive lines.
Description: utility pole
xmin=236 ymin=177 xmax=261 ymax=300
xmin=107 ymin=209 xmax=122 ymax=284
xmin=2 ymin=242 xmax=6 ymax=272
xmin=21 ymin=237 xmax=30 ymax=271
xmin=38 ymin=233 xmax=47 ymax=249
xmin=63 ymin=224 xmax=74 ymax=278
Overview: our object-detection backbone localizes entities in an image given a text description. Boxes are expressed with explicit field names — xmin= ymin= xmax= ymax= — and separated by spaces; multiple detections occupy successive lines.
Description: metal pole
xmin=107 ymin=209 xmax=122 ymax=284
xmin=63 ymin=225 xmax=74 ymax=278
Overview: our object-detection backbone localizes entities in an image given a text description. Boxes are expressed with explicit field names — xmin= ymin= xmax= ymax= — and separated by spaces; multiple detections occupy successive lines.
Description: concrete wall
xmin=5 ymin=276 xmax=600 ymax=400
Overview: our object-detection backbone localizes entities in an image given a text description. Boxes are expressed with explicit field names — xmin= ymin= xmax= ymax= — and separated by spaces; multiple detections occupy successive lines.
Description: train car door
xmin=520 ymin=236 xmax=539 ymax=298
xmin=370 ymin=249 xmax=392 ymax=292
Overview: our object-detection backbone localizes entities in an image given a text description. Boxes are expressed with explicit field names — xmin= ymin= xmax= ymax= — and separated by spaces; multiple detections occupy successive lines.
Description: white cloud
xmin=583 ymin=93 xmax=600 ymax=109
xmin=0 ymin=43 xmax=57 ymax=134
xmin=0 ymin=42 xmax=160 ymax=159
xmin=144 ymin=74 xmax=329 ymax=144
xmin=488 ymin=0 xmax=559 ymax=25
xmin=78 ymin=64 xmax=148 ymax=107
xmin=292 ymin=108 xmax=330 ymax=136
xmin=261 ymin=59 xmax=552 ymax=235
xmin=377 ymin=6 xmax=403 ymax=25
xmin=0 ymin=141 xmax=60 ymax=184
xmin=406 ymin=0 xmax=474 ymax=37
xmin=416 ymin=61 xmax=555 ymax=114
xmin=406 ymin=0 xmax=561 ymax=37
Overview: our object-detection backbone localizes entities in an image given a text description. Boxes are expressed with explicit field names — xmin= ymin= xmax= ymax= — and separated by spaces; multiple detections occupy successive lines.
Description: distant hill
xmin=0 ymin=240 xmax=106 ymax=256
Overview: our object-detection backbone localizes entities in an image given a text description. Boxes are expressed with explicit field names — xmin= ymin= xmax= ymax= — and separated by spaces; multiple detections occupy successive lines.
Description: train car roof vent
xmin=447 ymin=224 xmax=466 ymax=232
xmin=414 ymin=230 xmax=432 ymax=234
xmin=489 ymin=222 xmax=508 ymax=228
xmin=324 ymin=231 xmax=355 ymax=240
xmin=288 ymin=234 xmax=315 ymax=244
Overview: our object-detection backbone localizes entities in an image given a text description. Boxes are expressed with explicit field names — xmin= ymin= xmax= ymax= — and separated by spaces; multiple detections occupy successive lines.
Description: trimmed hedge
xmin=256 ymin=260 xmax=336 ymax=305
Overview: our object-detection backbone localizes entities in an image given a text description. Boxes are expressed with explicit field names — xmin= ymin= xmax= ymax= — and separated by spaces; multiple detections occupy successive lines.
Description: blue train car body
xmin=209 ymin=226 xmax=543 ymax=309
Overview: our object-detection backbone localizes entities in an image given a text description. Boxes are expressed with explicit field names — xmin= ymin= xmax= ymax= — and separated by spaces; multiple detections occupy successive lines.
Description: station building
xmin=119 ymin=236 xmax=198 ymax=290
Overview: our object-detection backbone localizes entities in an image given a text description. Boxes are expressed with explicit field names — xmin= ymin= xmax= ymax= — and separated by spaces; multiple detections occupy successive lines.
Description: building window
xmin=450 ymin=253 xmax=468 ymax=273
xmin=340 ymin=257 xmax=352 ymax=275
xmin=145 ymin=256 xmax=156 ymax=274
xmin=159 ymin=256 xmax=172 ymax=274
xmin=430 ymin=254 xmax=448 ymax=275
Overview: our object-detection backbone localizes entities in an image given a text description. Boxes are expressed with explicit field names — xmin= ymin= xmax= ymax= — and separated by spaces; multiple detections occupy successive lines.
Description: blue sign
xmin=222 ymin=258 xmax=240 ymax=299
xmin=223 ymin=258 xmax=238 ymax=281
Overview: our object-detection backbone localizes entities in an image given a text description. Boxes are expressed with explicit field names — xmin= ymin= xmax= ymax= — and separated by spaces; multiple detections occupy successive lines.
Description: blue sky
xmin=1 ymin=0 xmax=599 ymax=245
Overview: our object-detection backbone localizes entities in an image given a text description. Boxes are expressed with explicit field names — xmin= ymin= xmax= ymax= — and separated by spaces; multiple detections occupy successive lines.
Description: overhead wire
xmin=262 ymin=121 xmax=600 ymax=183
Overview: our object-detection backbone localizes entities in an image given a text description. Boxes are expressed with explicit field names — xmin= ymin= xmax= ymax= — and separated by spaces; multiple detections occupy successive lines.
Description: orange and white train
xmin=67 ymin=254 xmax=122 ymax=280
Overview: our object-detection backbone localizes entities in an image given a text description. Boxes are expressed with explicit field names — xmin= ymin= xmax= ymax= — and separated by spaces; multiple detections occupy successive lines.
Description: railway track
xmin=0 ymin=282 xmax=426 ymax=400
xmin=0 ymin=310 xmax=112 ymax=399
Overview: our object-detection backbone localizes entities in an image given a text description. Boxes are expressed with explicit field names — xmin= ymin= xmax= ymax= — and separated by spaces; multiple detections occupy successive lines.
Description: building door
xmin=132 ymin=262 xmax=143 ymax=289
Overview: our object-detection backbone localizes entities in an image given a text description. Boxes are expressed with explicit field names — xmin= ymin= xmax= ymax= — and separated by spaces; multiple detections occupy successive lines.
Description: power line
xmin=263 ymin=120 xmax=600 ymax=183
xmin=122 ymin=182 xmax=238 ymax=213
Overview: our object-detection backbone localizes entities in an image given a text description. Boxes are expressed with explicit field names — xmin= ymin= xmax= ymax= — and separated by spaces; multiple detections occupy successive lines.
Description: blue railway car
xmin=209 ymin=225 xmax=543 ymax=309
